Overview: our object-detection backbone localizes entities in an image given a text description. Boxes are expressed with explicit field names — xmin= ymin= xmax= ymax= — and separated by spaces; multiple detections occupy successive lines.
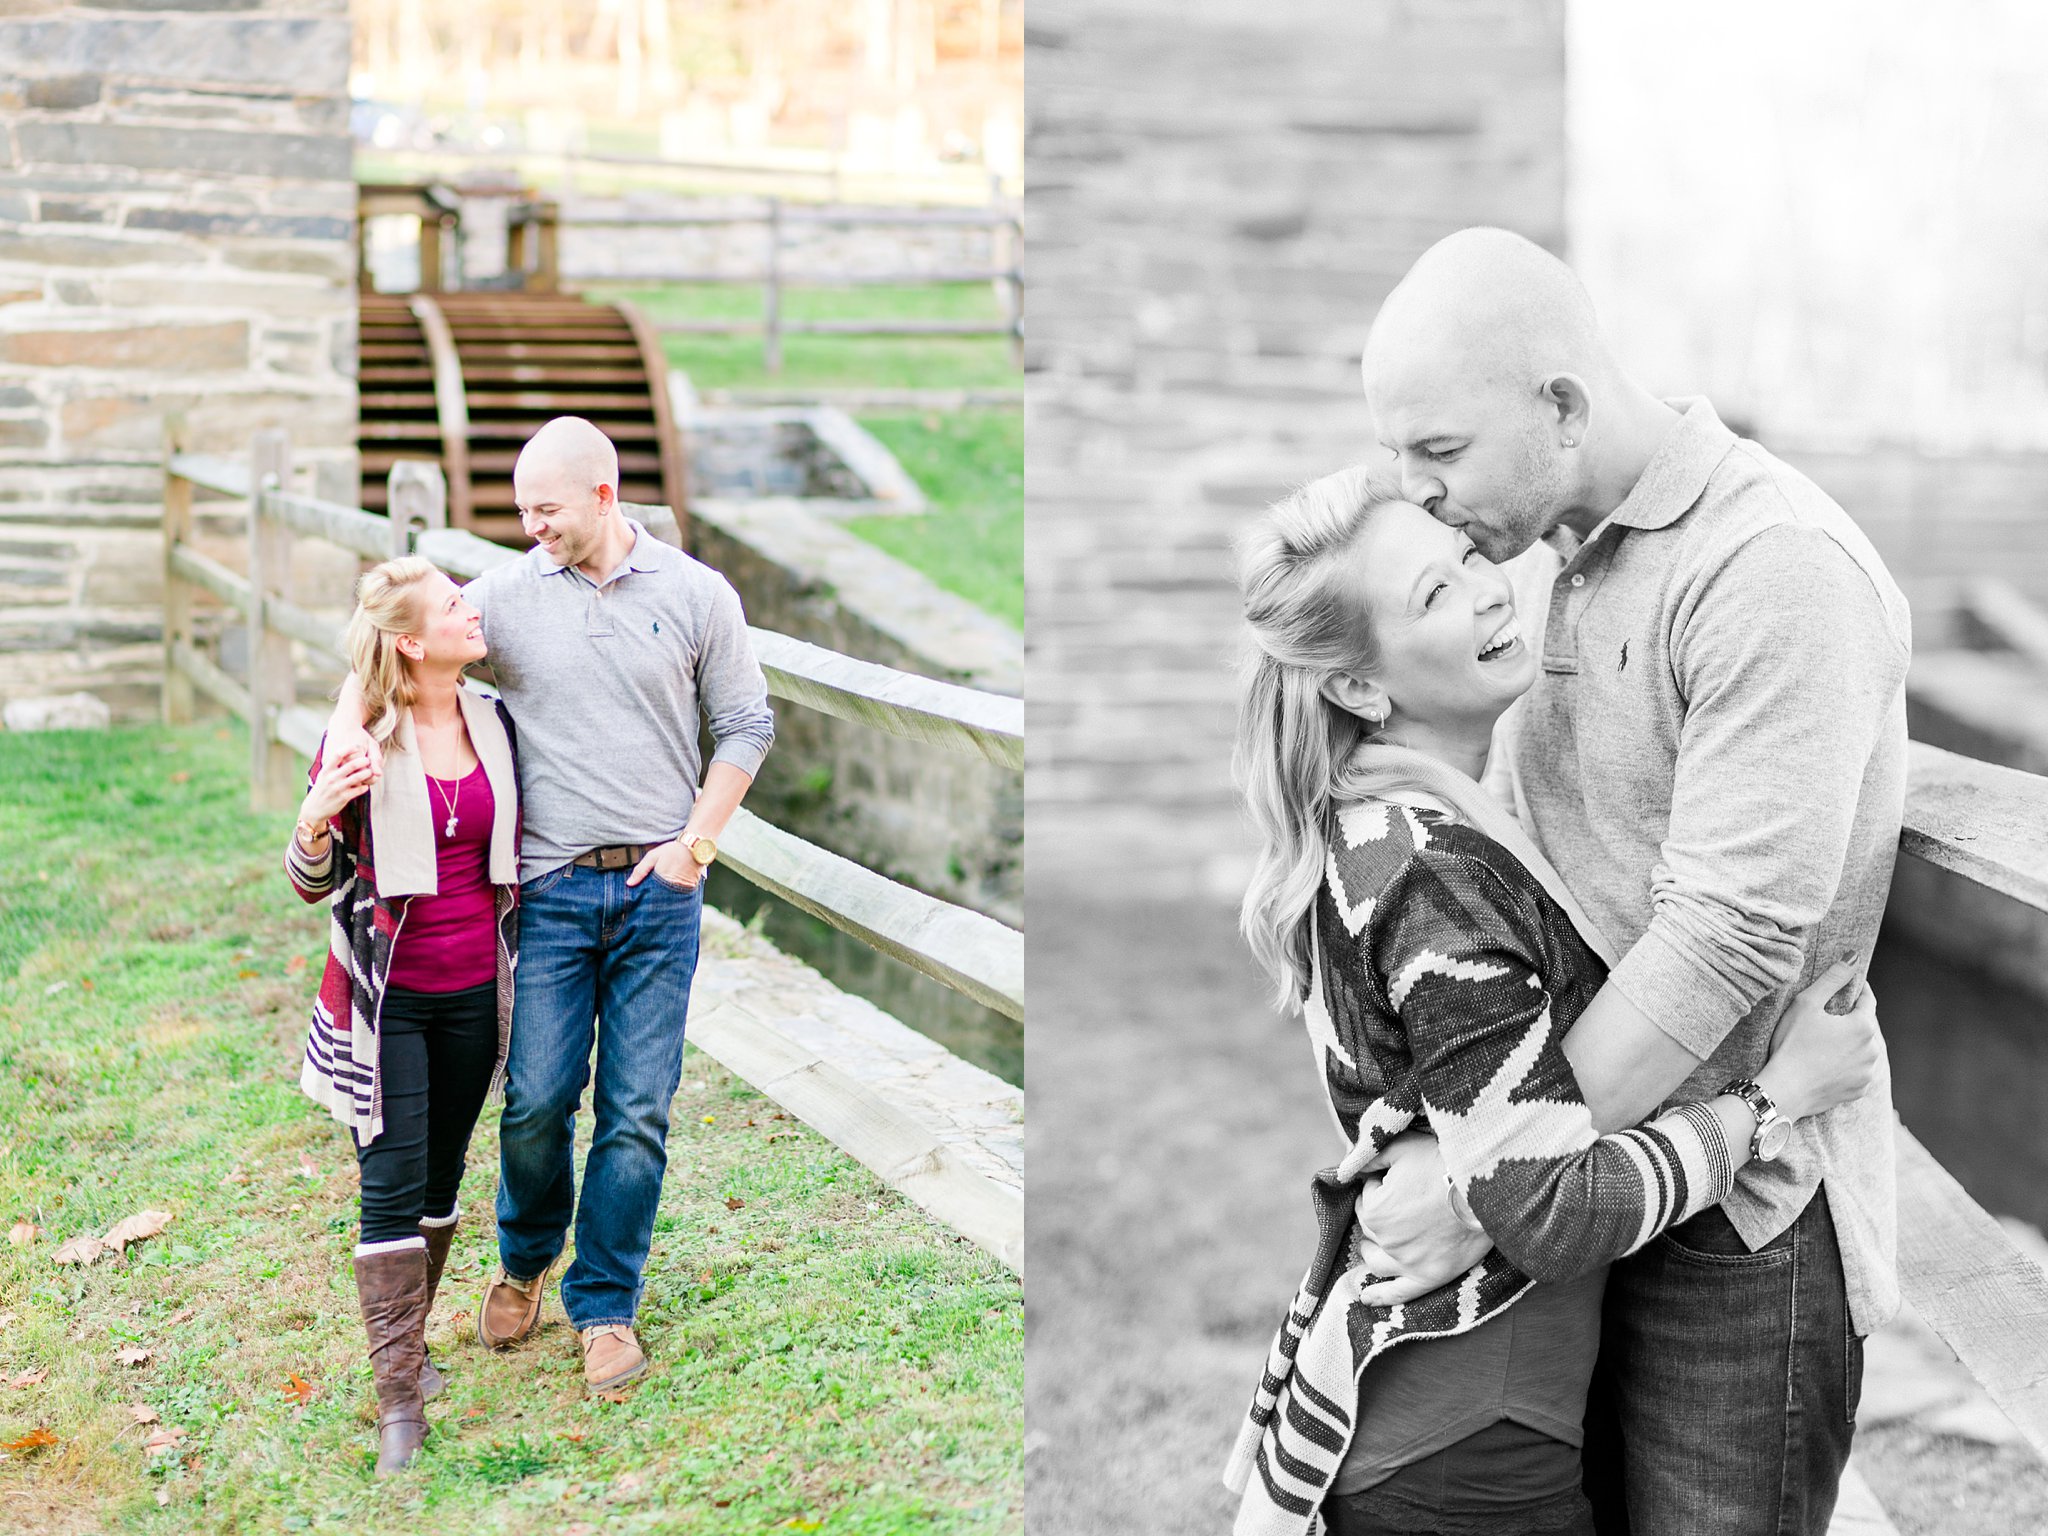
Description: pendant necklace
xmin=429 ymin=768 xmax=461 ymax=839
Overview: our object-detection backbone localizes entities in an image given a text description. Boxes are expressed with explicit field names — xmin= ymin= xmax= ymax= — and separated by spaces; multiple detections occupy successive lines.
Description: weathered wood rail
xmin=503 ymin=196 xmax=1024 ymax=371
xmin=161 ymin=432 xmax=1024 ymax=1270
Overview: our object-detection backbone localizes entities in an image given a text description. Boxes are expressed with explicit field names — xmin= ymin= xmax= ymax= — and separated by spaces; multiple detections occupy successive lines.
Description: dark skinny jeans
xmin=353 ymin=981 xmax=497 ymax=1244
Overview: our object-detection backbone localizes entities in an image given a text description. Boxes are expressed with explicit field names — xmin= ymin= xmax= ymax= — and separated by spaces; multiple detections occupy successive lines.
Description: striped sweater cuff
xmin=1668 ymin=1100 xmax=1737 ymax=1215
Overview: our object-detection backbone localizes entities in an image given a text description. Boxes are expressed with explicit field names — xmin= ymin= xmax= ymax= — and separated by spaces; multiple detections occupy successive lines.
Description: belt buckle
xmin=598 ymin=845 xmax=631 ymax=871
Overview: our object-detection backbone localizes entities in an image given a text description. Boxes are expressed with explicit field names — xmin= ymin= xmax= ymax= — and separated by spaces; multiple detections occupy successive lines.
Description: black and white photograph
xmin=1028 ymin=3 xmax=2048 ymax=1534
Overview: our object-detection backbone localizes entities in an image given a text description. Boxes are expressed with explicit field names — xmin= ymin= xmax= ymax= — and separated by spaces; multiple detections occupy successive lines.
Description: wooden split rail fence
xmin=503 ymin=197 xmax=1024 ymax=371
xmin=161 ymin=429 xmax=1025 ymax=1271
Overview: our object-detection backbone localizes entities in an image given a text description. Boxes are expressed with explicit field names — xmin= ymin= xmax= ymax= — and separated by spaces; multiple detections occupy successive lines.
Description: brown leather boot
xmin=354 ymin=1245 xmax=431 ymax=1476
xmin=417 ymin=1215 xmax=457 ymax=1402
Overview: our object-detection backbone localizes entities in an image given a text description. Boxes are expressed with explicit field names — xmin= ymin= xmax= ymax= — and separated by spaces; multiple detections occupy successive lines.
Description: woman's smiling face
xmin=1342 ymin=498 xmax=1537 ymax=732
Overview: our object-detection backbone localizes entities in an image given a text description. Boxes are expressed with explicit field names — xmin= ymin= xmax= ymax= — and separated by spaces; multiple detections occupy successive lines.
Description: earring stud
xmin=1562 ymin=437 xmax=1577 ymax=448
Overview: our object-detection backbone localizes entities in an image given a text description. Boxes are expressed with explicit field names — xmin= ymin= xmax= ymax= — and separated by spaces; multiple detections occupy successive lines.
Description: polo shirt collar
xmin=1603 ymin=397 xmax=1737 ymax=533
xmin=536 ymin=516 xmax=668 ymax=583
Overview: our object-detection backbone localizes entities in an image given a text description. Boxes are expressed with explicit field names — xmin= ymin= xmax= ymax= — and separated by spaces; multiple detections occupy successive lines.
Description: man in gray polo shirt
xmin=331 ymin=417 xmax=773 ymax=1393
xmin=1347 ymin=230 xmax=1909 ymax=1533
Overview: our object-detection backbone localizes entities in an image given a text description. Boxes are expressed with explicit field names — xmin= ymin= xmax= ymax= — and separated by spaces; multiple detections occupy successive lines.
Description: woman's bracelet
xmin=295 ymin=817 xmax=332 ymax=852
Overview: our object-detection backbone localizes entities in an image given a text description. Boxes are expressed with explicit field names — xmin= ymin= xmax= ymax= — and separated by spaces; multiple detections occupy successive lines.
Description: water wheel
xmin=357 ymin=292 xmax=687 ymax=546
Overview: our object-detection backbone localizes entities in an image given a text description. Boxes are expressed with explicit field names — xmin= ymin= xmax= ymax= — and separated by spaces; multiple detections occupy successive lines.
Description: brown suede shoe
xmin=353 ymin=1246 xmax=431 ymax=1477
xmin=417 ymin=1216 xmax=458 ymax=1402
xmin=477 ymin=1259 xmax=554 ymax=1350
xmin=578 ymin=1324 xmax=647 ymax=1391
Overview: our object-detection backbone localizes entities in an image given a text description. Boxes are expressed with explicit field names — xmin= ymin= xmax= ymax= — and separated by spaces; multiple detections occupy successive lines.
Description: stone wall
xmin=691 ymin=496 xmax=1023 ymax=928
xmin=0 ymin=1 xmax=358 ymax=720
xmin=1027 ymin=0 xmax=1567 ymax=904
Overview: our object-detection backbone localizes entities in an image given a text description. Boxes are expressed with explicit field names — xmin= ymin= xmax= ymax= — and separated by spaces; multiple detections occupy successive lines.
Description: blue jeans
xmin=1580 ymin=1188 xmax=1861 ymax=1536
xmin=495 ymin=861 xmax=703 ymax=1329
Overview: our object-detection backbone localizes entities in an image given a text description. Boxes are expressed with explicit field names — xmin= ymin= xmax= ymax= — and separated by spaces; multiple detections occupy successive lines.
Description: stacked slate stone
xmin=0 ymin=2 xmax=359 ymax=720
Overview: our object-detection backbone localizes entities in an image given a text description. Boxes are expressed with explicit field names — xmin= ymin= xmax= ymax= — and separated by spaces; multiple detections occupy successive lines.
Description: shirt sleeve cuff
xmin=709 ymin=738 xmax=767 ymax=781
xmin=1605 ymin=922 xmax=1752 ymax=1061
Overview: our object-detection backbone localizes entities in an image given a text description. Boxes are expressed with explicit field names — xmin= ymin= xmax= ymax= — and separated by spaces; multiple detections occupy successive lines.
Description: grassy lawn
xmin=590 ymin=282 xmax=1018 ymax=395
xmin=844 ymin=412 xmax=1022 ymax=632
xmin=0 ymin=726 xmax=1021 ymax=1535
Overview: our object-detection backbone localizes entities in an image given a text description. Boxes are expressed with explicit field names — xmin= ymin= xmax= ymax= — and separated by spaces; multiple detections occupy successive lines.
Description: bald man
xmin=1349 ymin=231 xmax=1910 ymax=1534
xmin=327 ymin=416 xmax=774 ymax=1395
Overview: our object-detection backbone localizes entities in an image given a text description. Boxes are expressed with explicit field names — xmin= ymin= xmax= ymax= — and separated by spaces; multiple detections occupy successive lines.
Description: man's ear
xmin=1541 ymin=373 xmax=1591 ymax=445
xmin=594 ymin=482 xmax=617 ymax=515
xmin=1319 ymin=671 xmax=1389 ymax=724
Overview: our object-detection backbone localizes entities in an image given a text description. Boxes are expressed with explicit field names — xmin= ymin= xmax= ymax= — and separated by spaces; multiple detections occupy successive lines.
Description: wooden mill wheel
xmin=357 ymin=291 xmax=687 ymax=547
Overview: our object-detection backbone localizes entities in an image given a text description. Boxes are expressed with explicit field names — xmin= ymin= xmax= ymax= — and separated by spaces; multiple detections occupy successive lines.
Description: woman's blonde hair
xmin=1233 ymin=463 xmax=1408 ymax=1011
xmin=345 ymin=555 xmax=439 ymax=746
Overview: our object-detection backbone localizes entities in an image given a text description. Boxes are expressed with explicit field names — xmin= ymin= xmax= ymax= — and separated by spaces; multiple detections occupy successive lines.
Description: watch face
xmin=1756 ymin=1118 xmax=1793 ymax=1162
xmin=690 ymin=838 xmax=716 ymax=865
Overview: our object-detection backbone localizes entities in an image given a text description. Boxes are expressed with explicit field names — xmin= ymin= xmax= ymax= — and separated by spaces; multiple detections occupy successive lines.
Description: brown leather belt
xmin=572 ymin=843 xmax=651 ymax=871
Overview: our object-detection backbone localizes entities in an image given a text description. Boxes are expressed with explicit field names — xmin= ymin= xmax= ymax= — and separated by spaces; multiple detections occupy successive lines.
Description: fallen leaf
xmin=41 ymin=982 xmax=67 ymax=998
xmin=115 ymin=1346 xmax=152 ymax=1367
xmin=52 ymin=1233 xmax=105 ymax=1266
xmin=463 ymin=1406 xmax=487 ymax=1419
xmin=281 ymin=1373 xmax=314 ymax=1405
xmin=156 ymin=1487 xmax=170 ymax=1508
xmin=724 ymin=1197 xmax=745 ymax=1212
xmin=126 ymin=1403 xmax=158 ymax=1425
xmin=143 ymin=1425 xmax=187 ymax=1456
xmin=3 ymin=1427 xmax=56 ymax=1453
xmin=224 ymin=1167 xmax=248 ymax=1187
xmin=169 ymin=771 xmax=190 ymax=785
xmin=614 ymin=1471 xmax=644 ymax=1492
xmin=8 ymin=1367 xmax=46 ymax=1390
xmin=236 ymin=969 xmax=257 ymax=980
xmin=558 ymin=1429 xmax=588 ymax=1443
xmin=165 ymin=1307 xmax=195 ymax=1328
xmin=286 ymin=954 xmax=307 ymax=974
xmin=595 ymin=1389 xmax=629 ymax=1404
xmin=7 ymin=1220 xmax=37 ymax=1247
xmin=101 ymin=1210 xmax=172 ymax=1252
xmin=297 ymin=1152 xmax=319 ymax=1178
xmin=80 ymin=978 xmax=93 ymax=991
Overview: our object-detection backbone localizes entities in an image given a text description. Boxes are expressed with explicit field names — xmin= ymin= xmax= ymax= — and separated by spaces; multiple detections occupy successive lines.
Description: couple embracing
xmin=1226 ymin=231 xmax=1911 ymax=1535
xmin=283 ymin=417 xmax=774 ymax=1474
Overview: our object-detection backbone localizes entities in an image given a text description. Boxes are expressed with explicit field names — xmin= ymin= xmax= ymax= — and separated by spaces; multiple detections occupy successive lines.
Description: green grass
xmin=590 ymin=282 xmax=1019 ymax=394
xmin=845 ymin=412 xmax=1022 ymax=630
xmin=0 ymin=726 xmax=1021 ymax=1535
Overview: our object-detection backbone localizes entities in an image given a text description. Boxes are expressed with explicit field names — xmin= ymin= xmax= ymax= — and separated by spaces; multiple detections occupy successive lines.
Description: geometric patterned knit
xmin=1224 ymin=797 xmax=1737 ymax=1534
xmin=283 ymin=722 xmax=521 ymax=1147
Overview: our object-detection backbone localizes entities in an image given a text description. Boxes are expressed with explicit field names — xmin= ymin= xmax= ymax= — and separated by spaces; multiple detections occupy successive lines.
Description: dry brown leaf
xmin=165 ymin=1307 xmax=195 ymax=1328
xmin=168 ymin=771 xmax=190 ymax=785
xmin=126 ymin=1403 xmax=158 ymax=1425
xmin=724 ymin=1196 xmax=745 ymax=1211
xmin=286 ymin=954 xmax=307 ymax=974
xmin=297 ymin=1152 xmax=319 ymax=1178
xmin=3 ymin=1427 xmax=56 ymax=1453
xmin=102 ymin=1210 xmax=172 ymax=1252
xmin=8 ymin=1367 xmax=46 ymax=1390
xmin=155 ymin=1487 xmax=170 ymax=1508
xmin=594 ymin=1389 xmax=629 ymax=1404
xmin=558 ymin=1429 xmax=588 ymax=1443
xmin=143 ymin=1425 xmax=186 ymax=1455
xmin=115 ymin=1346 xmax=152 ymax=1367
xmin=224 ymin=1167 xmax=248 ymax=1186
xmin=7 ymin=1220 xmax=37 ymax=1248
xmin=280 ymin=1373 xmax=314 ymax=1405
xmin=52 ymin=1233 xmax=104 ymax=1266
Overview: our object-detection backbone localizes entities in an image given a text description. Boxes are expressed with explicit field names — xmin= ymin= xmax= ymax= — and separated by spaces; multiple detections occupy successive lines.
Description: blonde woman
xmin=284 ymin=556 xmax=520 ymax=1476
xmin=1222 ymin=469 xmax=1882 ymax=1536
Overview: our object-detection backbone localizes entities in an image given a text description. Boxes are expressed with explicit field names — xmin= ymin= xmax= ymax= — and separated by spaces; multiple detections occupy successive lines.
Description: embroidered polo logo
xmin=652 ymin=621 xmax=659 ymax=634
xmin=1619 ymin=640 xmax=1629 ymax=672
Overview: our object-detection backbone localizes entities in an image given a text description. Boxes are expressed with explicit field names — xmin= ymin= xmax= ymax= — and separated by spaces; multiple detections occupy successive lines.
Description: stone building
xmin=0 ymin=1 xmax=357 ymax=719
xmin=1026 ymin=0 xmax=1568 ymax=904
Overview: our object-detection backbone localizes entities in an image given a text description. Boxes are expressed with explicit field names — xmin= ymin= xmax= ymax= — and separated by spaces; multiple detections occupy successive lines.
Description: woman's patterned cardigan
xmin=1223 ymin=797 xmax=1739 ymax=1535
xmin=283 ymin=709 xmax=521 ymax=1148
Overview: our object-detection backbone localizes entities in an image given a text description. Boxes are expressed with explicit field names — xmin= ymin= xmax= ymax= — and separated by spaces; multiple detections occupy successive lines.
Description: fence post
xmin=994 ymin=212 xmax=1022 ymax=370
xmin=764 ymin=195 xmax=783 ymax=375
xmin=247 ymin=429 xmax=299 ymax=813
xmin=387 ymin=459 xmax=448 ymax=557
xmin=161 ymin=413 xmax=194 ymax=725
xmin=535 ymin=200 xmax=560 ymax=294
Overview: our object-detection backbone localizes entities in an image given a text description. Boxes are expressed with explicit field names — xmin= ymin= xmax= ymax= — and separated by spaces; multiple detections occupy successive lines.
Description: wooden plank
xmin=258 ymin=488 xmax=394 ymax=561
xmin=247 ymin=431 xmax=298 ymax=813
xmin=167 ymin=544 xmax=254 ymax=615
xmin=716 ymin=808 xmax=1023 ymax=1021
xmin=161 ymin=414 xmax=195 ymax=726
xmin=615 ymin=300 xmax=691 ymax=542
xmin=686 ymin=996 xmax=1022 ymax=1272
xmin=408 ymin=293 xmax=470 ymax=528
xmin=274 ymin=704 xmax=327 ymax=760
xmin=1962 ymin=578 xmax=2048 ymax=673
xmin=166 ymin=452 xmax=252 ymax=499
xmin=267 ymin=596 xmax=345 ymax=658
xmin=751 ymin=629 xmax=1024 ymax=769
xmin=782 ymin=319 xmax=1013 ymax=337
xmin=1894 ymin=1123 xmax=2048 ymax=1463
xmin=414 ymin=526 xmax=521 ymax=577
xmin=1902 ymin=742 xmax=2048 ymax=914
xmin=169 ymin=638 xmax=251 ymax=722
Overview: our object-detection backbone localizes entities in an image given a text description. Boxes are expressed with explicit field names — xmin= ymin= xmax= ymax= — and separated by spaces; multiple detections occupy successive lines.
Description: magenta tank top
xmin=387 ymin=762 xmax=498 ymax=993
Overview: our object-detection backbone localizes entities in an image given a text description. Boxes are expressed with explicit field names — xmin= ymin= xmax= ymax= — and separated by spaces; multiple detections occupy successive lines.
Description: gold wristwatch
xmin=682 ymin=833 xmax=717 ymax=868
